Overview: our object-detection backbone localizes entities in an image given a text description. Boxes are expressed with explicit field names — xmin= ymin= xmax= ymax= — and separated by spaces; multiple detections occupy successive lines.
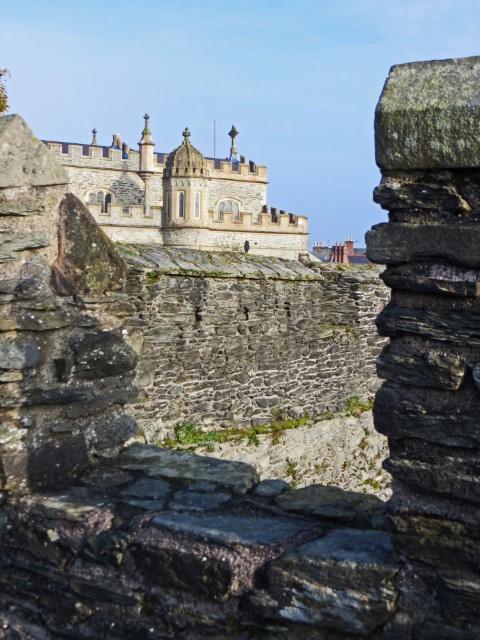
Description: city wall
xmin=120 ymin=245 xmax=387 ymax=441
xmin=3 ymin=55 xmax=480 ymax=639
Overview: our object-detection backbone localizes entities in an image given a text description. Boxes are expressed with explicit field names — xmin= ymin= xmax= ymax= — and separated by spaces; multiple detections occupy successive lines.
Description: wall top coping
xmin=0 ymin=115 xmax=68 ymax=189
xmin=117 ymin=244 xmax=382 ymax=281
xmin=375 ymin=56 xmax=480 ymax=170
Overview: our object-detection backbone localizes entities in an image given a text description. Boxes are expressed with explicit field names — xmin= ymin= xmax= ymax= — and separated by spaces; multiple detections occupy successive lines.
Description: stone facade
xmin=119 ymin=245 xmax=388 ymax=441
xmin=44 ymin=119 xmax=308 ymax=259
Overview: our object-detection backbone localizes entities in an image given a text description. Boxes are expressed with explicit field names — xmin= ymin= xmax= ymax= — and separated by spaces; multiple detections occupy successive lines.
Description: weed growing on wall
xmin=344 ymin=396 xmax=373 ymax=417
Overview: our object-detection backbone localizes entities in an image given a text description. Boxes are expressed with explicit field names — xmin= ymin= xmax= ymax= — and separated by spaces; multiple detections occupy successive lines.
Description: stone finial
xmin=91 ymin=128 xmax=97 ymax=145
xmin=375 ymin=56 xmax=480 ymax=169
xmin=139 ymin=113 xmax=154 ymax=146
xmin=182 ymin=127 xmax=191 ymax=141
xmin=228 ymin=125 xmax=239 ymax=161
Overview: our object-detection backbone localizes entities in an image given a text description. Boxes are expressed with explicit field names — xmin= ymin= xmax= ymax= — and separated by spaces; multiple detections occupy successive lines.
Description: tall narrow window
xmin=194 ymin=192 xmax=200 ymax=220
xmin=166 ymin=192 xmax=171 ymax=220
xmin=232 ymin=202 xmax=239 ymax=221
xmin=178 ymin=192 xmax=185 ymax=218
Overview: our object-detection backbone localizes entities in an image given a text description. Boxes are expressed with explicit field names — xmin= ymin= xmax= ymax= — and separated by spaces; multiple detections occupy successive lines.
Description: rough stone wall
xmin=208 ymin=176 xmax=267 ymax=213
xmin=118 ymin=245 xmax=388 ymax=442
xmin=367 ymin=56 xmax=480 ymax=639
xmin=0 ymin=116 xmax=139 ymax=492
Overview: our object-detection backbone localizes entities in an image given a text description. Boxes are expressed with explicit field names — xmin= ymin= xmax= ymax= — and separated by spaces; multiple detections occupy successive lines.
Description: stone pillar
xmin=367 ymin=56 xmax=480 ymax=638
xmin=0 ymin=115 xmax=138 ymax=493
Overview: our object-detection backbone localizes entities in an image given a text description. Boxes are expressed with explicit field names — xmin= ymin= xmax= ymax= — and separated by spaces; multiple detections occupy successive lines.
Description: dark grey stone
xmin=70 ymin=331 xmax=137 ymax=379
xmin=151 ymin=513 xmax=308 ymax=547
xmin=253 ymin=479 xmax=290 ymax=497
xmin=114 ymin=444 xmax=259 ymax=495
xmin=0 ymin=340 xmax=39 ymax=369
xmin=0 ymin=232 xmax=50 ymax=262
xmin=169 ymin=490 xmax=231 ymax=512
xmin=275 ymin=485 xmax=386 ymax=529
xmin=94 ymin=415 xmax=138 ymax=450
xmin=367 ymin=222 xmax=480 ymax=268
xmin=377 ymin=351 xmax=466 ymax=390
xmin=252 ymin=528 xmax=399 ymax=635
xmin=121 ymin=478 xmax=171 ymax=499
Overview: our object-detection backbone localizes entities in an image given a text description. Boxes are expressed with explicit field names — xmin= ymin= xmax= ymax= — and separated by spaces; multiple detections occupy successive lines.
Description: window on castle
xmin=87 ymin=190 xmax=114 ymax=214
xmin=178 ymin=191 xmax=185 ymax=218
xmin=216 ymin=200 xmax=241 ymax=222
xmin=194 ymin=192 xmax=200 ymax=220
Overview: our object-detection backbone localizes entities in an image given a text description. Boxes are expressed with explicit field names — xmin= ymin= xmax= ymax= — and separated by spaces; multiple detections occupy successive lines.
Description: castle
xmin=44 ymin=116 xmax=308 ymax=259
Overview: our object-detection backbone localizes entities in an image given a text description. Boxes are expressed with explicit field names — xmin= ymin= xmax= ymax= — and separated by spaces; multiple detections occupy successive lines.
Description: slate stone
xmin=472 ymin=363 xmax=480 ymax=390
xmin=133 ymin=545 xmax=233 ymax=600
xmin=376 ymin=305 xmax=480 ymax=346
xmin=373 ymin=182 xmax=468 ymax=213
xmin=0 ymin=115 xmax=68 ymax=188
xmin=121 ymin=498 xmax=168 ymax=511
xmin=81 ymin=468 xmax=133 ymax=488
xmin=40 ymin=495 xmax=99 ymax=521
xmin=367 ymin=222 xmax=480 ymax=268
xmin=113 ymin=444 xmax=259 ymax=495
xmin=151 ymin=513 xmax=308 ymax=547
xmin=169 ymin=490 xmax=231 ymax=512
xmin=94 ymin=415 xmax=138 ymax=450
xmin=253 ymin=479 xmax=290 ymax=497
xmin=275 ymin=485 xmax=386 ymax=529
xmin=0 ymin=232 xmax=50 ymax=262
xmin=83 ymin=530 xmax=131 ymax=567
xmin=70 ymin=331 xmax=137 ymax=379
xmin=375 ymin=56 xmax=480 ymax=169
xmin=376 ymin=351 xmax=466 ymax=390
xmin=252 ymin=528 xmax=399 ymax=635
xmin=122 ymin=478 xmax=171 ymax=499
xmin=51 ymin=193 xmax=127 ymax=295
xmin=0 ymin=340 xmax=39 ymax=370
xmin=380 ymin=263 xmax=480 ymax=297
xmin=374 ymin=384 xmax=480 ymax=448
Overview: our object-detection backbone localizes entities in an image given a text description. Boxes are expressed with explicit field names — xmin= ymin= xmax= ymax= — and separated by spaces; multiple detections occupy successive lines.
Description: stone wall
xmin=5 ymin=54 xmax=480 ymax=637
xmin=119 ymin=245 xmax=387 ymax=441
xmin=367 ymin=55 xmax=480 ymax=639
xmin=0 ymin=116 xmax=139 ymax=492
xmin=208 ymin=176 xmax=266 ymax=212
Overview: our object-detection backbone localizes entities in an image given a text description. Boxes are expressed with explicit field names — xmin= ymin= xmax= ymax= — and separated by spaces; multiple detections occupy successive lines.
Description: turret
xmin=138 ymin=113 xmax=155 ymax=174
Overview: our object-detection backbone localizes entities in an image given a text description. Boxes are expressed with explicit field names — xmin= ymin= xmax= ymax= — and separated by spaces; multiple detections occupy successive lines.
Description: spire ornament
xmin=228 ymin=124 xmax=239 ymax=161
xmin=182 ymin=127 xmax=191 ymax=141
xmin=91 ymin=128 xmax=97 ymax=145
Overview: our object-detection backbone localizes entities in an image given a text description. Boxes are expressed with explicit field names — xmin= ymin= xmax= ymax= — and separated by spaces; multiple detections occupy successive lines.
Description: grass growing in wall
xmin=344 ymin=395 xmax=374 ymax=418
xmin=158 ymin=417 xmax=312 ymax=450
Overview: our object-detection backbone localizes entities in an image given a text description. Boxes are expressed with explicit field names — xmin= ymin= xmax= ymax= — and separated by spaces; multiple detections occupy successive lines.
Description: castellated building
xmin=44 ymin=116 xmax=308 ymax=259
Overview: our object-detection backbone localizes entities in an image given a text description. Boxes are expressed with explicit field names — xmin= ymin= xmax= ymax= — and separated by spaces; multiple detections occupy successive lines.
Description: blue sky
xmin=2 ymin=0 xmax=480 ymax=248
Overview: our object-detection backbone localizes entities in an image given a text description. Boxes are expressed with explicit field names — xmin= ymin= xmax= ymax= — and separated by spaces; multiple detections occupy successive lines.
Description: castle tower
xmin=162 ymin=127 xmax=210 ymax=230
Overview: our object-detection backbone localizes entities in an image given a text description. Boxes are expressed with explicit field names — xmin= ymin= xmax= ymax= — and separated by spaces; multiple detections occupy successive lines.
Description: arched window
xmin=194 ymin=192 xmax=200 ymax=220
xmin=216 ymin=199 xmax=241 ymax=222
xmin=87 ymin=190 xmax=114 ymax=214
xmin=178 ymin=192 xmax=185 ymax=218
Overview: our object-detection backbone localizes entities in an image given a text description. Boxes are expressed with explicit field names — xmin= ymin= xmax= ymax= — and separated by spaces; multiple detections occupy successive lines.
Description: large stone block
xmin=367 ymin=222 xmax=480 ymax=268
xmin=375 ymin=56 xmax=480 ymax=169
xmin=0 ymin=115 xmax=68 ymax=188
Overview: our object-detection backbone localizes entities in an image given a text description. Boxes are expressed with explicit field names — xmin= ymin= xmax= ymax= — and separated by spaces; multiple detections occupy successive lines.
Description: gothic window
xmin=165 ymin=192 xmax=171 ymax=220
xmin=194 ymin=192 xmax=200 ymax=220
xmin=216 ymin=199 xmax=241 ymax=222
xmin=178 ymin=191 xmax=185 ymax=218
xmin=86 ymin=190 xmax=114 ymax=214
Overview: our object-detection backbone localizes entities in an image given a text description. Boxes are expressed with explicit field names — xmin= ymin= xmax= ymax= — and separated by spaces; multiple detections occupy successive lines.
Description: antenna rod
xmin=214 ymin=120 xmax=216 ymax=159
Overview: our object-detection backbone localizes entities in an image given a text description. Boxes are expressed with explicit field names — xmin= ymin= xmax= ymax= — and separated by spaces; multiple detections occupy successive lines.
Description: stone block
xmin=70 ymin=331 xmax=137 ymax=379
xmin=251 ymin=528 xmax=399 ymax=635
xmin=0 ymin=115 xmax=68 ymax=188
xmin=367 ymin=222 xmax=480 ymax=268
xmin=375 ymin=56 xmax=480 ymax=169
xmin=376 ymin=351 xmax=466 ymax=390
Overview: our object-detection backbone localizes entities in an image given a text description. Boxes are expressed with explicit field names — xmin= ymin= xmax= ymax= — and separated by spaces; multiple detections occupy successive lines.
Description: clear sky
xmin=2 ymin=0 xmax=480 ymax=249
